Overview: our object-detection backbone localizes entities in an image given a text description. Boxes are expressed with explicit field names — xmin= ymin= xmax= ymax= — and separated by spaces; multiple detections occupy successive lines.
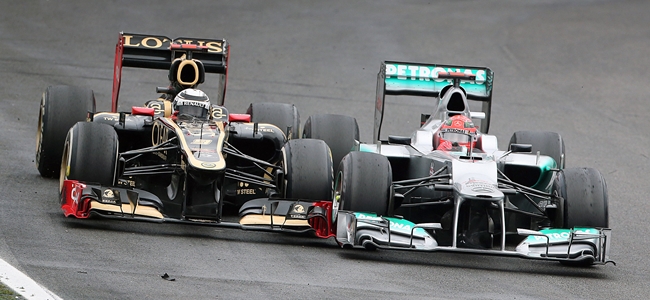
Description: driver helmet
xmin=434 ymin=115 xmax=477 ymax=150
xmin=173 ymin=88 xmax=210 ymax=119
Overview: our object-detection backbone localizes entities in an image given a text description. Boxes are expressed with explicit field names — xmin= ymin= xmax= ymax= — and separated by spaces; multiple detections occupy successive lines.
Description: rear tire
xmin=333 ymin=152 xmax=393 ymax=221
xmin=282 ymin=139 xmax=333 ymax=200
xmin=303 ymin=114 xmax=359 ymax=172
xmin=509 ymin=131 xmax=565 ymax=169
xmin=247 ymin=102 xmax=300 ymax=139
xmin=36 ymin=85 xmax=96 ymax=177
xmin=61 ymin=122 xmax=118 ymax=191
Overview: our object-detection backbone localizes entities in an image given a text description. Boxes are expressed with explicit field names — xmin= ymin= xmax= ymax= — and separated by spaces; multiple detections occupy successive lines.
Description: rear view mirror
xmin=470 ymin=111 xmax=486 ymax=120
xmin=509 ymin=143 xmax=532 ymax=153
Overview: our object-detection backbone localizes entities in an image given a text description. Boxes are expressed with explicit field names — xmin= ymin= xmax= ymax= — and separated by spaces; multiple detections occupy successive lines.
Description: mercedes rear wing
xmin=374 ymin=61 xmax=494 ymax=140
xmin=112 ymin=32 xmax=229 ymax=112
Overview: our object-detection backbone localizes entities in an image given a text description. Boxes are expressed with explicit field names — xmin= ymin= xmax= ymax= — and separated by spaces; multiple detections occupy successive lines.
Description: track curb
xmin=0 ymin=258 xmax=63 ymax=300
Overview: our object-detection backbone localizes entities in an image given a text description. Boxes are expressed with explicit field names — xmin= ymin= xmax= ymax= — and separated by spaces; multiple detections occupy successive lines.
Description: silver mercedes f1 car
xmin=327 ymin=61 xmax=613 ymax=266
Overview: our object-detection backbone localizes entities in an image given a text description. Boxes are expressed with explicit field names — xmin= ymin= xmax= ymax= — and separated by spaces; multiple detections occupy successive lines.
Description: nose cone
xmin=454 ymin=177 xmax=503 ymax=200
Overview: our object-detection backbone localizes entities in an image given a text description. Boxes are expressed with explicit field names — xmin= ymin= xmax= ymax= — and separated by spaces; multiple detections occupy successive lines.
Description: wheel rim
xmin=59 ymin=137 xmax=71 ymax=193
xmin=35 ymin=95 xmax=45 ymax=166
xmin=332 ymin=171 xmax=343 ymax=223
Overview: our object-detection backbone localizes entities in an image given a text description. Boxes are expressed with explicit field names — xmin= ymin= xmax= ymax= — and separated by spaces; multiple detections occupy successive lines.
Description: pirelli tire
xmin=554 ymin=167 xmax=608 ymax=266
xmin=282 ymin=139 xmax=333 ymax=201
xmin=554 ymin=167 xmax=608 ymax=229
xmin=303 ymin=114 xmax=359 ymax=172
xmin=509 ymin=131 xmax=565 ymax=169
xmin=247 ymin=102 xmax=300 ymax=140
xmin=333 ymin=151 xmax=394 ymax=223
xmin=60 ymin=122 xmax=118 ymax=192
xmin=36 ymin=85 xmax=96 ymax=178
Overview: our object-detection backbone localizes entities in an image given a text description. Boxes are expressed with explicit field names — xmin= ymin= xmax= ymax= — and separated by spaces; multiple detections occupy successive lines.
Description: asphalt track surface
xmin=1 ymin=1 xmax=649 ymax=299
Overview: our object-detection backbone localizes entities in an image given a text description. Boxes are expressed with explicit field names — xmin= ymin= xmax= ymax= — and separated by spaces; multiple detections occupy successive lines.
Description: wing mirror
xmin=509 ymin=143 xmax=532 ymax=153
xmin=470 ymin=111 xmax=486 ymax=120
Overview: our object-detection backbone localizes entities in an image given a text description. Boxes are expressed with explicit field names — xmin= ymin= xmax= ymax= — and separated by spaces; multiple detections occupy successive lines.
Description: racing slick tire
xmin=508 ymin=131 xmax=565 ymax=169
xmin=554 ymin=167 xmax=608 ymax=229
xmin=554 ymin=167 xmax=608 ymax=266
xmin=282 ymin=139 xmax=333 ymax=201
xmin=334 ymin=151 xmax=393 ymax=219
xmin=60 ymin=122 xmax=118 ymax=192
xmin=36 ymin=85 xmax=96 ymax=178
xmin=247 ymin=102 xmax=300 ymax=140
xmin=303 ymin=114 xmax=359 ymax=172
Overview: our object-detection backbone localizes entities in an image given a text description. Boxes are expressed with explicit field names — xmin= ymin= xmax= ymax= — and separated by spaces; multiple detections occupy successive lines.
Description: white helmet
xmin=173 ymin=89 xmax=210 ymax=119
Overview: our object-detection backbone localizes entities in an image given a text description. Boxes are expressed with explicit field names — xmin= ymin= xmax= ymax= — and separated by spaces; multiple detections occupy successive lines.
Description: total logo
xmin=385 ymin=64 xmax=486 ymax=83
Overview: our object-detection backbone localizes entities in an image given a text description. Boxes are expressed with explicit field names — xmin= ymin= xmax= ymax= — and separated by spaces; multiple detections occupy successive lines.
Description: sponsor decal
xmin=289 ymin=203 xmax=308 ymax=220
xmin=175 ymin=99 xmax=210 ymax=109
xmin=293 ymin=204 xmax=305 ymax=214
xmin=355 ymin=213 xmax=428 ymax=236
xmin=201 ymin=162 xmax=217 ymax=168
xmin=123 ymin=34 xmax=224 ymax=53
xmin=236 ymin=188 xmax=256 ymax=195
xmin=101 ymin=189 xmax=120 ymax=204
xmin=465 ymin=178 xmax=496 ymax=193
xmin=526 ymin=228 xmax=600 ymax=244
xmin=117 ymin=179 xmax=136 ymax=188
xmin=147 ymin=101 xmax=165 ymax=116
xmin=151 ymin=122 xmax=169 ymax=146
xmin=70 ymin=185 xmax=80 ymax=204
xmin=385 ymin=64 xmax=486 ymax=83
xmin=441 ymin=128 xmax=471 ymax=134
xmin=211 ymin=106 xmax=228 ymax=121
xmin=186 ymin=128 xmax=217 ymax=137
xmin=191 ymin=139 xmax=212 ymax=145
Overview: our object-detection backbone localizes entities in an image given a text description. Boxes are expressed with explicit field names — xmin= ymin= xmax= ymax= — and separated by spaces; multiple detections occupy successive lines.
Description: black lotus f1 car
xmin=35 ymin=33 xmax=337 ymax=237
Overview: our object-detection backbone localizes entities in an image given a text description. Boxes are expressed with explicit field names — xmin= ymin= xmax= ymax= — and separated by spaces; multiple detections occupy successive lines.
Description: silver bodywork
xmin=339 ymin=61 xmax=613 ymax=265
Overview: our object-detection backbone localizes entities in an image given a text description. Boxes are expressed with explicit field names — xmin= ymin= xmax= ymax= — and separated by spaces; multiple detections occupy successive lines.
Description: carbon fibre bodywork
xmin=47 ymin=33 xmax=336 ymax=238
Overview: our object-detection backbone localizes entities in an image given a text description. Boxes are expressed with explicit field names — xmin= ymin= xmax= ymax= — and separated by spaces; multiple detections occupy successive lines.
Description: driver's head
xmin=434 ymin=115 xmax=477 ymax=150
xmin=173 ymin=88 xmax=210 ymax=119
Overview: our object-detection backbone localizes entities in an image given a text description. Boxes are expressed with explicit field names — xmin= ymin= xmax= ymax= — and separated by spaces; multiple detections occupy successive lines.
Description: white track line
xmin=0 ymin=258 xmax=63 ymax=300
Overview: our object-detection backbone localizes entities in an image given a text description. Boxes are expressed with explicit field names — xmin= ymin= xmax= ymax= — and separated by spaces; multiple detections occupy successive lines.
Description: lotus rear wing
xmin=374 ymin=61 xmax=494 ymax=140
xmin=112 ymin=32 xmax=229 ymax=112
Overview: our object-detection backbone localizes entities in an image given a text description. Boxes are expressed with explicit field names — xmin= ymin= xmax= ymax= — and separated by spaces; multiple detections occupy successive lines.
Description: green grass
xmin=0 ymin=282 xmax=25 ymax=300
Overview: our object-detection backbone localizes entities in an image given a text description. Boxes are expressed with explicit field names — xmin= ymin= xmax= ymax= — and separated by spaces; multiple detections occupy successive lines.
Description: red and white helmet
xmin=434 ymin=115 xmax=477 ymax=150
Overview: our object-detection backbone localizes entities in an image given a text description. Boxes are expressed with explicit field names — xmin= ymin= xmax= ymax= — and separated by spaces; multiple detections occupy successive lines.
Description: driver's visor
xmin=178 ymin=105 xmax=209 ymax=119
xmin=441 ymin=132 xmax=471 ymax=144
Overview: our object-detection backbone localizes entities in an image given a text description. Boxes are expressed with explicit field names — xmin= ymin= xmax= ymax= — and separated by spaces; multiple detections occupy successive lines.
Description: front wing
xmin=60 ymin=180 xmax=335 ymax=238
xmin=335 ymin=211 xmax=614 ymax=265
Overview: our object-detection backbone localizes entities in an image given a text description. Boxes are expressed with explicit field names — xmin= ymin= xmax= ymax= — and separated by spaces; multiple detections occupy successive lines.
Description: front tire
xmin=334 ymin=151 xmax=393 ymax=221
xmin=282 ymin=139 xmax=333 ymax=200
xmin=555 ymin=167 xmax=608 ymax=229
xmin=61 ymin=122 xmax=119 ymax=192
xmin=36 ymin=85 xmax=96 ymax=177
